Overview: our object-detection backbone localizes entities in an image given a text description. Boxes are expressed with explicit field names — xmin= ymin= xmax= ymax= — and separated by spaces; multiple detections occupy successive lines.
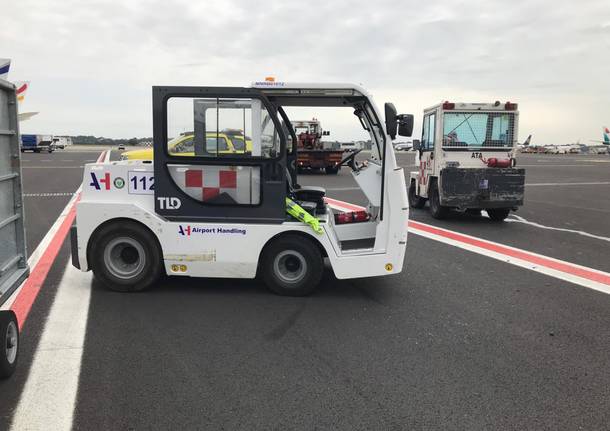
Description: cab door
xmin=152 ymin=86 xmax=286 ymax=224
xmin=418 ymin=111 xmax=437 ymax=197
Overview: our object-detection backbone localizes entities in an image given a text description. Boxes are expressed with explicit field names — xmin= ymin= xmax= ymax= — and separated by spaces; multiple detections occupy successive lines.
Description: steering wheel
xmin=339 ymin=149 xmax=363 ymax=171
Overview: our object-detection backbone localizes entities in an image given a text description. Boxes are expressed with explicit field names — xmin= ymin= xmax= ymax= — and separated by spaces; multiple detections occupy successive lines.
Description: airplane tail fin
xmin=523 ymin=134 xmax=532 ymax=146
xmin=604 ymin=127 xmax=610 ymax=145
xmin=14 ymin=81 xmax=29 ymax=103
xmin=0 ymin=58 xmax=10 ymax=80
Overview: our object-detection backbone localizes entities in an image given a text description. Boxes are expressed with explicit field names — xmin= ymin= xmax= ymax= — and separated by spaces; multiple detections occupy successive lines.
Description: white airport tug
xmin=408 ymin=101 xmax=525 ymax=221
xmin=71 ymin=82 xmax=414 ymax=296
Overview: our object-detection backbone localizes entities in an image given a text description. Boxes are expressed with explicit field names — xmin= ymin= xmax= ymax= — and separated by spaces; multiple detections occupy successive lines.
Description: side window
xmin=422 ymin=115 xmax=429 ymax=149
xmin=428 ymin=113 xmax=436 ymax=150
xmin=166 ymin=97 xmax=279 ymax=158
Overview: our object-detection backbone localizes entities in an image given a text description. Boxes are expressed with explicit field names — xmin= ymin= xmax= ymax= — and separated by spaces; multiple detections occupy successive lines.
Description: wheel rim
xmin=5 ymin=321 xmax=17 ymax=365
xmin=103 ymin=237 xmax=146 ymax=280
xmin=273 ymin=250 xmax=307 ymax=284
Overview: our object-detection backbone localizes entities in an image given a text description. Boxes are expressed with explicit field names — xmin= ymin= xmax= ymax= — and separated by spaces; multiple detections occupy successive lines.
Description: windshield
xmin=443 ymin=112 xmax=515 ymax=148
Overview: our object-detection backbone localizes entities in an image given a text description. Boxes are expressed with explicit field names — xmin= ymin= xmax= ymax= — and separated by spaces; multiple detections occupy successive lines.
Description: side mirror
xmin=412 ymin=139 xmax=420 ymax=151
xmin=397 ymin=114 xmax=414 ymax=137
xmin=385 ymin=103 xmax=398 ymax=139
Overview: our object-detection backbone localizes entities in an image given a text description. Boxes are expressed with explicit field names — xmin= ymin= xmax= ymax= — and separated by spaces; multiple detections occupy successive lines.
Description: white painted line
xmin=325 ymin=198 xmax=610 ymax=294
xmin=22 ymin=166 xmax=85 ymax=169
xmin=409 ymin=223 xmax=610 ymax=295
xmin=525 ymin=181 xmax=610 ymax=187
xmin=103 ymin=149 xmax=112 ymax=163
xmin=24 ymin=192 xmax=76 ymax=197
xmin=0 ymin=187 xmax=81 ymax=311
xmin=10 ymin=260 xmax=92 ymax=431
xmin=519 ymin=164 xmax=603 ymax=167
xmin=506 ymin=214 xmax=610 ymax=243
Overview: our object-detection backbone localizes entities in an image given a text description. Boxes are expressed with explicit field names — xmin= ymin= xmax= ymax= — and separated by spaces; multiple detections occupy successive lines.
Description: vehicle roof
xmin=424 ymin=102 xmax=519 ymax=113
xmin=250 ymin=81 xmax=370 ymax=98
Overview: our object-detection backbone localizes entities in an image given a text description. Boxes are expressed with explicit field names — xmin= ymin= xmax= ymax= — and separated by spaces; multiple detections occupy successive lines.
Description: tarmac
xmin=1 ymin=149 xmax=609 ymax=430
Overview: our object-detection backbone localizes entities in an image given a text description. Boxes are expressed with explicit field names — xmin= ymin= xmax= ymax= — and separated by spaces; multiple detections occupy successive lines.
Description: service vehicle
xmin=20 ymin=133 xmax=54 ymax=153
xmin=409 ymin=101 xmax=525 ymax=222
xmin=0 ymin=79 xmax=29 ymax=378
xmin=52 ymin=135 xmax=73 ymax=149
xmin=120 ymin=131 xmax=252 ymax=160
xmin=293 ymin=119 xmax=344 ymax=174
xmin=71 ymin=82 xmax=413 ymax=296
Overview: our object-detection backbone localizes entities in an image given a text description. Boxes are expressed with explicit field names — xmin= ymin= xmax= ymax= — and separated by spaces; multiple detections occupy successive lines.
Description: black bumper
xmin=70 ymin=225 xmax=80 ymax=269
xmin=440 ymin=168 xmax=525 ymax=209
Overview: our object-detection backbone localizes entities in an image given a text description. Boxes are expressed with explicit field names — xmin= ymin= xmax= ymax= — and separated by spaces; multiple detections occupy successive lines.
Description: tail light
xmin=505 ymin=102 xmax=518 ymax=110
xmin=442 ymin=101 xmax=455 ymax=110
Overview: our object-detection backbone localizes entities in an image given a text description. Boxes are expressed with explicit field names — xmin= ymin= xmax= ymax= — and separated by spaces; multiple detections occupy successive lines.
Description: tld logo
xmin=157 ymin=197 xmax=181 ymax=210
xmin=178 ymin=225 xmax=191 ymax=236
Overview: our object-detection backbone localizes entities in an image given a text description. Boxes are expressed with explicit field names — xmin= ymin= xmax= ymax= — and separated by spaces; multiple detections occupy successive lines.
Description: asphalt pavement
xmin=1 ymin=149 xmax=609 ymax=430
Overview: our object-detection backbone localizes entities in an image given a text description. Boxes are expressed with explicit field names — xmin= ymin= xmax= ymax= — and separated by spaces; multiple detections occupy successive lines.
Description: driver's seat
xmin=286 ymin=169 xmax=326 ymax=215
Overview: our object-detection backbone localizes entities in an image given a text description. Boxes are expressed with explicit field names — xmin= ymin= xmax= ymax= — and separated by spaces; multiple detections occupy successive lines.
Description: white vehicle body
xmin=52 ymin=136 xmax=73 ymax=148
xmin=72 ymin=83 xmax=411 ymax=291
xmin=409 ymin=102 xmax=525 ymax=218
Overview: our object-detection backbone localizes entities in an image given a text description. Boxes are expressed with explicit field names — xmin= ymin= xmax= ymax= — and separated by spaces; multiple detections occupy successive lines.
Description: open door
xmin=152 ymin=86 xmax=287 ymax=224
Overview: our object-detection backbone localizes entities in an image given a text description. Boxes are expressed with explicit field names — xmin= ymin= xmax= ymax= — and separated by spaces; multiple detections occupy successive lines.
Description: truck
xmin=0 ymin=79 xmax=28 ymax=378
xmin=52 ymin=135 xmax=73 ymax=149
xmin=293 ymin=119 xmax=345 ymax=174
xmin=20 ymin=134 xmax=54 ymax=153
xmin=70 ymin=82 xmax=414 ymax=297
xmin=409 ymin=101 xmax=525 ymax=222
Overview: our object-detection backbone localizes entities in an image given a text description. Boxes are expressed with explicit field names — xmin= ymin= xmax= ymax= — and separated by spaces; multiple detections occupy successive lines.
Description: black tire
xmin=90 ymin=221 xmax=162 ymax=292
xmin=465 ymin=208 xmax=481 ymax=216
xmin=0 ymin=310 xmax=19 ymax=379
xmin=325 ymin=166 xmax=339 ymax=175
xmin=408 ymin=180 xmax=426 ymax=209
xmin=260 ymin=234 xmax=323 ymax=296
xmin=487 ymin=208 xmax=511 ymax=222
xmin=429 ymin=181 xmax=449 ymax=219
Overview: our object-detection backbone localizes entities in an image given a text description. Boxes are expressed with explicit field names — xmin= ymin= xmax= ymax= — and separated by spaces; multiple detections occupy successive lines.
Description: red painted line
xmin=324 ymin=197 xmax=364 ymax=212
xmin=408 ymin=220 xmax=610 ymax=286
xmin=325 ymin=196 xmax=610 ymax=286
xmin=9 ymin=150 xmax=105 ymax=330
xmin=10 ymin=197 xmax=79 ymax=330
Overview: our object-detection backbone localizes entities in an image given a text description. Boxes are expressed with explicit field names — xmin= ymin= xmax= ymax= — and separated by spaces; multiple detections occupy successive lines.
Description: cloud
xmin=1 ymin=0 xmax=609 ymax=143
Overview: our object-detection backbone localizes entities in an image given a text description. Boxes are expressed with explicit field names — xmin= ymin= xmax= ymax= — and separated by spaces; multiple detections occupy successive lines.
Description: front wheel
xmin=90 ymin=221 xmax=162 ymax=292
xmin=408 ymin=180 xmax=426 ymax=209
xmin=487 ymin=208 xmax=511 ymax=222
xmin=0 ymin=311 xmax=19 ymax=379
xmin=429 ymin=182 xmax=449 ymax=219
xmin=260 ymin=234 xmax=323 ymax=296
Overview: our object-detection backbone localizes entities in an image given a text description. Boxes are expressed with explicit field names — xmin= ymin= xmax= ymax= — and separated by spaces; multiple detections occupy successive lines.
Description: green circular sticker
xmin=114 ymin=177 xmax=125 ymax=189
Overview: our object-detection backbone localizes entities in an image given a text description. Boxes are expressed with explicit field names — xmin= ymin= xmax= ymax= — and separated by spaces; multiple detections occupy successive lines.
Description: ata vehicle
xmin=0 ymin=79 xmax=29 ymax=379
xmin=71 ymin=82 xmax=414 ymax=296
xmin=292 ymin=119 xmax=344 ymax=174
xmin=409 ymin=101 xmax=525 ymax=222
xmin=20 ymin=134 xmax=54 ymax=153
xmin=120 ymin=132 xmax=252 ymax=160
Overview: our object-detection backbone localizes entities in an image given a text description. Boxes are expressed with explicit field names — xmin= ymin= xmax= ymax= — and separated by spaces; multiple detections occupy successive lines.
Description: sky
xmin=1 ymin=0 xmax=609 ymax=144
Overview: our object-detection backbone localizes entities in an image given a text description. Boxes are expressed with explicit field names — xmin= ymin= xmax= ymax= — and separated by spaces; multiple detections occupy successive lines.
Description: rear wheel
xmin=408 ymin=180 xmax=426 ymax=209
xmin=487 ymin=208 xmax=511 ymax=222
xmin=260 ymin=234 xmax=323 ymax=296
xmin=429 ymin=181 xmax=449 ymax=219
xmin=0 ymin=311 xmax=19 ymax=379
xmin=90 ymin=221 xmax=162 ymax=292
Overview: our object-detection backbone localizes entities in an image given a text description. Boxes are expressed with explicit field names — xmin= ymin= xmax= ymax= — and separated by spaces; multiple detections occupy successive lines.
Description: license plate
xmin=479 ymin=179 xmax=489 ymax=189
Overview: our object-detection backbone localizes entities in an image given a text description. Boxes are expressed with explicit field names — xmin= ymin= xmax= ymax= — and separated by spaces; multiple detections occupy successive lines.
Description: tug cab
xmin=409 ymin=101 xmax=525 ymax=221
xmin=71 ymin=82 xmax=413 ymax=296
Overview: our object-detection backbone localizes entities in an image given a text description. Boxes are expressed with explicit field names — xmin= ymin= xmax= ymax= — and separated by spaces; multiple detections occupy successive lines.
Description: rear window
xmin=443 ymin=112 xmax=515 ymax=148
